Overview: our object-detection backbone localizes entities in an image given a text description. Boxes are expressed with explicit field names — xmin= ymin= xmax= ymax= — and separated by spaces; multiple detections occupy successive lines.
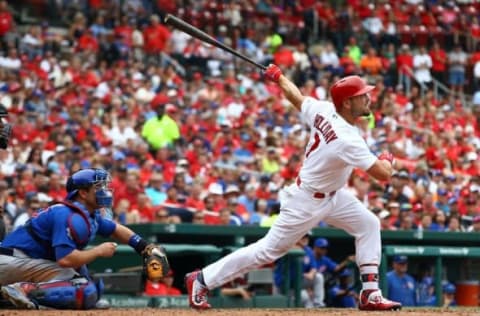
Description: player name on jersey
xmin=313 ymin=114 xmax=338 ymax=144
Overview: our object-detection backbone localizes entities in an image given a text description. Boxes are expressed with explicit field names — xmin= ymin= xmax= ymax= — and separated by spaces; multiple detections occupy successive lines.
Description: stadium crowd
xmin=0 ymin=0 xmax=479 ymax=238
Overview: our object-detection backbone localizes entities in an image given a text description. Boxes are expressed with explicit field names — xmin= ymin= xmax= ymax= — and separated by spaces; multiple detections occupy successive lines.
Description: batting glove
xmin=264 ymin=64 xmax=283 ymax=82
xmin=378 ymin=152 xmax=394 ymax=164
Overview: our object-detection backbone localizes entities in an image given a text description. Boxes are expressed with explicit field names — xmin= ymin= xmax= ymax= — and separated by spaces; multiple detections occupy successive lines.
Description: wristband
xmin=378 ymin=152 xmax=394 ymax=164
xmin=128 ymin=234 xmax=148 ymax=255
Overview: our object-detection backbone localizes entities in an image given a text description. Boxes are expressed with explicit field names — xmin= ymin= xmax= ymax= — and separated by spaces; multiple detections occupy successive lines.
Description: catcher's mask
xmin=146 ymin=256 xmax=166 ymax=281
xmin=66 ymin=168 xmax=113 ymax=216
xmin=0 ymin=104 xmax=12 ymax=149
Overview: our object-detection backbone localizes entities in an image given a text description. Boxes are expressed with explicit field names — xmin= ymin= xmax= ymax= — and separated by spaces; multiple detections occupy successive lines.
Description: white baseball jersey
xmin=298 ymin=97 xmax=377 ymax=193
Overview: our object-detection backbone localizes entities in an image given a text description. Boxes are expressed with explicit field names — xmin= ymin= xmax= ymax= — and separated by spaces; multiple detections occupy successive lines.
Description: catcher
xmin=0 ymin=168 xmax=169 ymax=310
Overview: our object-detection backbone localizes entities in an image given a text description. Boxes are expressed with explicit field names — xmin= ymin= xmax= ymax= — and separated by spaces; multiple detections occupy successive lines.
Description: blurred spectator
xmin=441 ymin=282 xmax=457 ymax=307
xmin=429 ymin=41 xmax=448 ymax=86
xmin=467 ymin=215 xmax=480 ymax=232
xmin=448 ymin=44 xmax=467 ymax=94
xmin=416 ymin=264 xmax=435 ymax=306
xmin=220 ymin=274 xmax=253 ymax=301
xmin=141 ymin=102 xmax=180 ymax=153
xmin=386 ymin=255 xmax=416 ymax=306
xmin=191 ymin=211 xmax=205 ymax=225
xmin=396 ymin=44 xmax=413 ymax=96
xmin=144 ymin=269 xmax=181 ymax=296
xmin=327 ymin=268 xmax=358 ymax=308
xmin=412 ymin=46 xmax=432 ymax=92
xmin=144 ymin=172 xmax=167 ymax=206
xmin=312 ymin=237 xmax=355 ymax=306
xmin=12 ymin=191 xmax=40 ymax=231
xmin=142 ymin=14 xmax=171 ymax=64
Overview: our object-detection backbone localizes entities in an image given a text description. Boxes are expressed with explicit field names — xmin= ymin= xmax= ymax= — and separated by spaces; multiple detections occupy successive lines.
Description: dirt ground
xmin=1 ymin=308 xmax=479 ymax=316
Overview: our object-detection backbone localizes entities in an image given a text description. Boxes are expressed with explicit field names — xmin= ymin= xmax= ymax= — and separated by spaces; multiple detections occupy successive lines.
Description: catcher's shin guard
xmin=15 ymin=277 xmax=99 ymax=310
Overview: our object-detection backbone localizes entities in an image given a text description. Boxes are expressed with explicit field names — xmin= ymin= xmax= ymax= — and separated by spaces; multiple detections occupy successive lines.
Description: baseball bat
xmin=164 ymin=14 xmax=267 ymax=71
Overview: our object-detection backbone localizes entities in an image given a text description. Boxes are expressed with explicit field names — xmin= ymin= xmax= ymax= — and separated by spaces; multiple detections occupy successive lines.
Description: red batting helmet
xmin=330 ymin=76 xmax=375 ymax=110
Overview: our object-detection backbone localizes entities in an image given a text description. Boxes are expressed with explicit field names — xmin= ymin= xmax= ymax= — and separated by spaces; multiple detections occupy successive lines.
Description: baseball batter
xmin=185 ymin=64 xmax=401 ymax=311
xmin=0 ymin=168 xmax=169 ymax=310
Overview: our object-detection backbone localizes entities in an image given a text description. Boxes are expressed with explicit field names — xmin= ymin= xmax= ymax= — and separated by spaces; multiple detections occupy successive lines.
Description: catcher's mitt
xmin=143 ymin=244 xmax=170 ymax=281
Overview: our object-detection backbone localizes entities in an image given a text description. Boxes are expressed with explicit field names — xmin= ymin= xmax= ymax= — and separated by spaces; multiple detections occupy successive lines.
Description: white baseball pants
xmin=203 ymin=184 xmax=381 ymax=289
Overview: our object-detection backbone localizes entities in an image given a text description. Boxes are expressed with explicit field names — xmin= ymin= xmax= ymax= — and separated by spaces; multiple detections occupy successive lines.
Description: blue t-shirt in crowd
xmin=386 ymin=271 xmax=417 ymax=306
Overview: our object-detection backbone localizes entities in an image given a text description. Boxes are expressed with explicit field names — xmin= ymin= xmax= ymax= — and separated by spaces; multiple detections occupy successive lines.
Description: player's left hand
xmin=142 ymin=244 xmax=170 ymax=281
xmin=264 ymin=64 xmax=283 ymax=82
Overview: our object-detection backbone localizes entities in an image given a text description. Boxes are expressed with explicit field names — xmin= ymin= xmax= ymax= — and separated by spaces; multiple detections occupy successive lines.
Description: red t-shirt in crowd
xmin=144 ymin=281 xmax=181 ymax=296
xmin=0 ymin=11 xmax=12 ymax=36
xmin=143 ymin=23 xmax=171 ymax=53
xmin=429 ymin=48 xmax=447 ymax=72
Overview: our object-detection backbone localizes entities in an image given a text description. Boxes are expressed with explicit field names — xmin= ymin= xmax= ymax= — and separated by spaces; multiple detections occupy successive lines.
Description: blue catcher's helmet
xmin=66 ymin=168 xmax=113 ymax=208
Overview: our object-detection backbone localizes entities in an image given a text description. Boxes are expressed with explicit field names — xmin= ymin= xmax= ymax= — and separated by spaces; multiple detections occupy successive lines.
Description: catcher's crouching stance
xmin=0 ymin=168 xmax=169 ymax=310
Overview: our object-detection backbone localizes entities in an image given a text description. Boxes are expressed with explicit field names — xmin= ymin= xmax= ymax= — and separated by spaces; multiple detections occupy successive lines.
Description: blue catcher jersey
xmin=2 ymin=201 xmax=116 ymax=261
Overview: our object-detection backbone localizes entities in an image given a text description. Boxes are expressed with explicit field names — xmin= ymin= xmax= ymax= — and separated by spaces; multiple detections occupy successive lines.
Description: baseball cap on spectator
xmin=114 ymin=151 xmax=126 ymax=161
xmin=291 ymin=124 xmax=302 ymax=133
xmin=443 ymin=283 xmax=456 ymax=294
xmin=398 ymin=170 xmax=410 ymax=179
xmin=430 ymin=169 xmax=443 ymax=177
xmin=37 ymin=192 xmax=53 ymax=203
xmin=221 ymin=146 xmax=231 ymax=154
xmin=177 ymin=158 xmax=189 ymax=167
xmin=444 ymin=174 xmax=456 ymax=182
xmin=260 ymin=174 xmax=270 ymax=183
xmin=55 ymin=145 xmax=67 ymax=153
xmin=150 ymin=94 xmax=169 ymax=108
xmin=71 ymin=145 xmax=82 ymax=154
xmin=225 ymin=184 xmax=240 ymax=195
xmin=314 ymin=238 xmax=329 ymax=248
xmin=437 ymin=188 xmax=448 ymax=196
xmin=208 ymin=183 xmax=223 ymax=195
xmin=220 ymin=120 xmax=232 ymax=128
xmin=338 ymin=269 xmax=352 ymax=278
xmin=470 ymin=184 xmax=480 ymax=193
xmin=413 ymin=203 xmax=423 ymax=212
xmin=448 ymin=196 xmax=458 ymax=205
xmin=466 ymin=152 xmax=478 ymax=162
xmin=378 ymin=209 xmax=391 ymax=219
xmin=393 ymin=255 xmax=408 ymax=264
xmin=387 ymin=201 xmax=400 ymax=208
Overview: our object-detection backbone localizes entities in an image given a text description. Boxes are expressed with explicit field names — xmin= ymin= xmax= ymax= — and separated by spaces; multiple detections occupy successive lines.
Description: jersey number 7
xmin=305 ymin=133 xmax=321 ymax=158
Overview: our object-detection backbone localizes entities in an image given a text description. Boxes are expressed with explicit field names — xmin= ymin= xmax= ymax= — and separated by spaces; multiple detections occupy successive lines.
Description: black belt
xmin=0 ymin=246 xmax=14 ymax=256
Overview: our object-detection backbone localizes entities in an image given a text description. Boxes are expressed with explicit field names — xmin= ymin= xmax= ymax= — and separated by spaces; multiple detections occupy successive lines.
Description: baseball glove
xmin=143 ymin=244 xmax=170 ymax=281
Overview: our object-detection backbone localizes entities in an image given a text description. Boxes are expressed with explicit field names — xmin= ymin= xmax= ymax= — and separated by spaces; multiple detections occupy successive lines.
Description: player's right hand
xmin=264 ymin=64 xmax=283 ymax=82
xmin=96 ymin=242 xmax=117 ymax=258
